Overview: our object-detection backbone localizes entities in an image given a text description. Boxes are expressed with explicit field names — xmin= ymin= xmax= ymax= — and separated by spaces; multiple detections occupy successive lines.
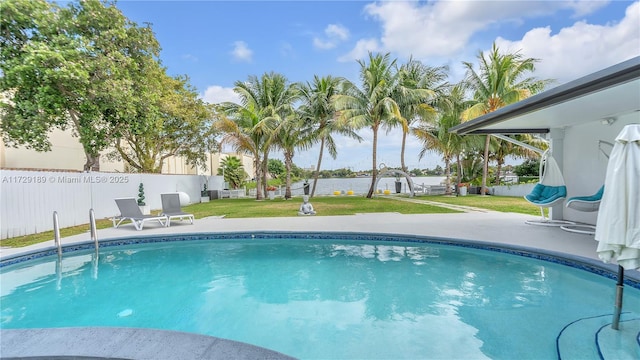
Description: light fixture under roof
xmin=600 ymin=117 xmax=616 ymax=125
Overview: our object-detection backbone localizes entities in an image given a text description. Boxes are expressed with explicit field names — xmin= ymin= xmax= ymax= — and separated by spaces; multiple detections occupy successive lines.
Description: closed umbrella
xmin=594 ymin=123 xmax=640 ymax=330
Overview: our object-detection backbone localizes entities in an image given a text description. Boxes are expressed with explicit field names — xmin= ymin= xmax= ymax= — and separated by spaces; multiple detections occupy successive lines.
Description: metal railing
xmin=53 ymin=211 xmax=61 ymax=257
xmin=89 ymin=208 xmax=98 ymax=251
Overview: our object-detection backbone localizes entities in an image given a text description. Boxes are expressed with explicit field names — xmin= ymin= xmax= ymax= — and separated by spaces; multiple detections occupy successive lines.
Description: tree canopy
xmin=1 ymin=0 xmax=216 ymax=172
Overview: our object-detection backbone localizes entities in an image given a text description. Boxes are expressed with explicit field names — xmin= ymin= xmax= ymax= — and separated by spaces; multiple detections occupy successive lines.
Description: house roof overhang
xmin=450 ymin=56 xmax=640 ymax=135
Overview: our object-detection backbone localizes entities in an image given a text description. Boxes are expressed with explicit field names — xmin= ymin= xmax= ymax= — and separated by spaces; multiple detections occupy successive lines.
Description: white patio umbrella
xmin=594 ymin=123 xmax=640 ymax=330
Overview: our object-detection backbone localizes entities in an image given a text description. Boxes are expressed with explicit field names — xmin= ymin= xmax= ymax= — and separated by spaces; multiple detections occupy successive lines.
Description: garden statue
xmin=298 ymin=195 xmax=316 ymax=216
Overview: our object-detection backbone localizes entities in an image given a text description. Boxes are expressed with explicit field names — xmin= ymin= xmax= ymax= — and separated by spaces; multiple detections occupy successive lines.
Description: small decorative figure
xmin=298 ymin=195 xmax=316 ymax=216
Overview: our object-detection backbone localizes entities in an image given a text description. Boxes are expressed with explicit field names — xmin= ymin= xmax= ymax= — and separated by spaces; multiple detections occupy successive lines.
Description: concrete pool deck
xmin=2 ymin=210 xmax=639 ymax=359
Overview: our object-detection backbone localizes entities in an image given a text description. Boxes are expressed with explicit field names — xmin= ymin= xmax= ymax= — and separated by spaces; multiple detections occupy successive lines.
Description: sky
xmin=114 ymin=0 xmax=640 ymax=171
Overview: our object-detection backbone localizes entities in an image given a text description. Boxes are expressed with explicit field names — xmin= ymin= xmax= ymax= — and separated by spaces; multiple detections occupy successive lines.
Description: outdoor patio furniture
xmin=524 ymin=151 xmax=571 ymax=226
xmin=113 ymin=198 xmax=168 ymax=230
xmin=161 ymin=193 xmax=195 ymax=226
xmin=560 ymin=185 xmax=604 ymax=234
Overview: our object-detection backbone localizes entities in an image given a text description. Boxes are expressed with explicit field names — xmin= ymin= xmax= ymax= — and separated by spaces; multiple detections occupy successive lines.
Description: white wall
xmin=561 ymin=113 xmax=639 ymax=224
xmin=0 ymin=170 xmax=223 ymax=239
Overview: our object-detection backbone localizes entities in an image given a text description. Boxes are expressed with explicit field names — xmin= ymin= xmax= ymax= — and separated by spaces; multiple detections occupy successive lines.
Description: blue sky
xmin=115 ymin=0 xmax=640 ymax=171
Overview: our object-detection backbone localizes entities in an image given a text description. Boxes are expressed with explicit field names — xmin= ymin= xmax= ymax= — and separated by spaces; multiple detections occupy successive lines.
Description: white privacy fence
xmin=0 ymin=170 xmax=219 ymax=239
xmin=489 ymin=183 xmax=536 ymax=197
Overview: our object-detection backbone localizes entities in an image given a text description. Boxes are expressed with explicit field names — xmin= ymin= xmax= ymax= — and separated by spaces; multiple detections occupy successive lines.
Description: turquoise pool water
xmin=1 ymin=235 xmax=639 ymax=359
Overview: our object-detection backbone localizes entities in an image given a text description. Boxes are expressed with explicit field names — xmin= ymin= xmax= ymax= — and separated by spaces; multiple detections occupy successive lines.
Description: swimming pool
xmin=1 ymin=232 xmax=639 ymax=359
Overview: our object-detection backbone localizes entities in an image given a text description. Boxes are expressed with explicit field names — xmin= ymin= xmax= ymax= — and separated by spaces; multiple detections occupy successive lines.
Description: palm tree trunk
xmin=367 ymin=125 xmax=378 ymax=198
xmin=284 ymin=151 xmax=293 ymax=199
xmin=456 ymin=153 xmax=462 ymax=194
xmin=262 ymin=152 xmax=269 ymax=197
xmin=400 ymin=132 xmax=407 ymax=173
xmin=400 ymin=132 xmax=413 ymax=192
xmin=254 ymin=157 xmax=263 ymax=200
xmin=481 ymin=135 xmax=490 ymax=196
xmin=311 ymin=137 xmax=325 ymax=198
xmin=496 ymin=160 xmax=503 ymax=186
xmin=444 ymin=156 xmax=452 ymax=195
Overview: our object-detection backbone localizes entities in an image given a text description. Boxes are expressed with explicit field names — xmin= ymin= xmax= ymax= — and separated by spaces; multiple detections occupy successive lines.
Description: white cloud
xmin=313 ymin=24 xmax=350 ymax=50
xmin=201 ymin=85 xmax=240 ymax=105
xmin=565 ymin=0 xmax=611 ymax=17
xmin=231 ymin=41 xmax=253 ymax=62
xmin=181 ymin=54 xmax=198 ymax=62
xmin=326 ymin=24 xmax=349 ymax=41
xmin=495 ymin=1 xmax=640 ymax=84
xmin=347 ymin=0 xmax=617 ymax=60
xmin=338 ymin=38 xmax=380 ymax=63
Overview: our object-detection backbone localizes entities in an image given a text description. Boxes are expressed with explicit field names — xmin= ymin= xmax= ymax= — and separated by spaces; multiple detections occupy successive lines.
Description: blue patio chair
xmin=524 ymin=151 xmax=572 ymax=226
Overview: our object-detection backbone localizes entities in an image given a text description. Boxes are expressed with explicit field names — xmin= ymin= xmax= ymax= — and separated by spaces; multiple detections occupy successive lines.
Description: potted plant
xmin=137 ymin=183 xmax=150 ymax=215
xmin=266 ymin=185 xmax=276 ymax=200
xmin=200 ymin=183 xmax=210 ymax=203
xmin=458 ymin=182 xmax=468 ymax=196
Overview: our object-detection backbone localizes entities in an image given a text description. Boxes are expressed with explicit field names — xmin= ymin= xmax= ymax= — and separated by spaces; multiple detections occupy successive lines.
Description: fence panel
xmin=0 ymin=170 xmax=211 ymax=239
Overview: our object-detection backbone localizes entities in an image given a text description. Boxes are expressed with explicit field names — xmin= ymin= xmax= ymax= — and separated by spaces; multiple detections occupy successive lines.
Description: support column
xmin=548 ymin=128 xmax=565 ymax=220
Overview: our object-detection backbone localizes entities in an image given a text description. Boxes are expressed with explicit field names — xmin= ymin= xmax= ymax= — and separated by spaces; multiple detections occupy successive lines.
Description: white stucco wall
xmin=561 ymin=112 xmax=639 ymax=224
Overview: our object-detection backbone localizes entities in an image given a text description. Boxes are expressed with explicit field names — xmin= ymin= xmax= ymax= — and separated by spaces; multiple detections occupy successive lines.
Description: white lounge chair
xmin=161 ymin=193 xmax=194 ymax=226
xmin=560 ymin=185 xmax=604 ymax=234
xmin=113 ymin=198 xmax=168 ymax=230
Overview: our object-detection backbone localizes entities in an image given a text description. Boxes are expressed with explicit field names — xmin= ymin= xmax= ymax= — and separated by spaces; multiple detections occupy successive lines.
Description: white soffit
xmin=479 ymin=78 xmax=640 ymax=133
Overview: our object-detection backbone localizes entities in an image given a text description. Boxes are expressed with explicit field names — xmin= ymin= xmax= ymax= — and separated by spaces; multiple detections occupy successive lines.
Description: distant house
xmin=0 ymin=128 xmax=254 ymax=178
xmin=451 ymin=56 xmax=640 ymax=225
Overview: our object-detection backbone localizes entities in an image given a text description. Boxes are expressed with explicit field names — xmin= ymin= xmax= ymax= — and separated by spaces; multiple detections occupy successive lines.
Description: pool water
xmin=1 ymin=237 xmax=639 ymax=359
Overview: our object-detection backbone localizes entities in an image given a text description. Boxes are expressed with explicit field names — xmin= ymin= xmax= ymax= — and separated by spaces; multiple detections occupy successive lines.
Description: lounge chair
xmin=524 ymin=151 xmax=572 ymax=226
xmin=560 ymin=185 xmax=604 ymax=234
xmin=113 ymin=198 xmax=168 ymax=230
xmin=161 ymin=193 xmax=194 ymax=226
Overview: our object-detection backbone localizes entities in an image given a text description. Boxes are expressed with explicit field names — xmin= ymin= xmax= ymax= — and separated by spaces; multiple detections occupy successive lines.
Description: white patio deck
xmin=2 ymin=210 xmax=639 ymax=360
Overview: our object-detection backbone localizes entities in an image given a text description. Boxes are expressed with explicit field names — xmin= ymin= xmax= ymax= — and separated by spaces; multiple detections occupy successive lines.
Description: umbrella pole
xmin=612 ymin=265 xmax=624 ymax=330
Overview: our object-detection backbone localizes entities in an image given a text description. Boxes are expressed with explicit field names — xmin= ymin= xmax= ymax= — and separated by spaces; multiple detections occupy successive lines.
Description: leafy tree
xmin=268 ymin=158 xmax=286 ymax=179
xmin=298 ymin=75 xmax=362 ymax=197
xmin=514 ymin=158 xmax=540 ymax=177
xmin=0 ymin=0 xmax=160 ymax=171
xmin=217 ymin=156 xmax=247 ymax=189
xmin=462 ymin=43 xmax=551 ymax=194
xmin=333 ymin=52 xmax=402 ymax=198
xmin=111 ymin=66 xmax=217 ymax=173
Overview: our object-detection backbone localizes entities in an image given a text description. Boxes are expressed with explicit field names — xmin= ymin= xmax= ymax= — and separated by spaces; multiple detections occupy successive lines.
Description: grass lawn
xmin=0 ymin=194 xmax=538 ymax=248
xmin=416 ymin=194 xmax=543 ymax=216
xmin=184 ymin=196 xmax=457 ymax=218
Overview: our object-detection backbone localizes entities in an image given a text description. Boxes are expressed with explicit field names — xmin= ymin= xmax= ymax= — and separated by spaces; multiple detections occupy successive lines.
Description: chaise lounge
xmin=161 ymin=193 xmax=194 ymax=226
xmin=113 ymin=198 xmax=168 ymax=230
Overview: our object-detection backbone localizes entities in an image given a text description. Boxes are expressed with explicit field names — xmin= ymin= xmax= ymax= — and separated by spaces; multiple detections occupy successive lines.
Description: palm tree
xmin=298 ymin=75 xmax=362 ymax=197
xmin=272 ymin=113 xmax=314 ymax=199
xmin=333 ymin=52 xmax=402 ymax=198
xmin=491 ymin=134 xmax=546 ymax=185
xmin=413 ymin=83 xmax=480 ymax=195
xmin=217 ymin=156 xmax=247 ymax=189
xmin=393 ymin=59 xmax=448 ymax=174
xmin=215 ymin=102 xmax=267 ymax=200
xmin=463 ymin=42 xmax=551 ymax=195
xmin=217 ymin=72 xmax=298 ymax=200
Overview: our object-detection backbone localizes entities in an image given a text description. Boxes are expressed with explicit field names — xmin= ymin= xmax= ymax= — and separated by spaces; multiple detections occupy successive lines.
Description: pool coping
xmin=0 ymin=327 xmax=295 ymax=359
